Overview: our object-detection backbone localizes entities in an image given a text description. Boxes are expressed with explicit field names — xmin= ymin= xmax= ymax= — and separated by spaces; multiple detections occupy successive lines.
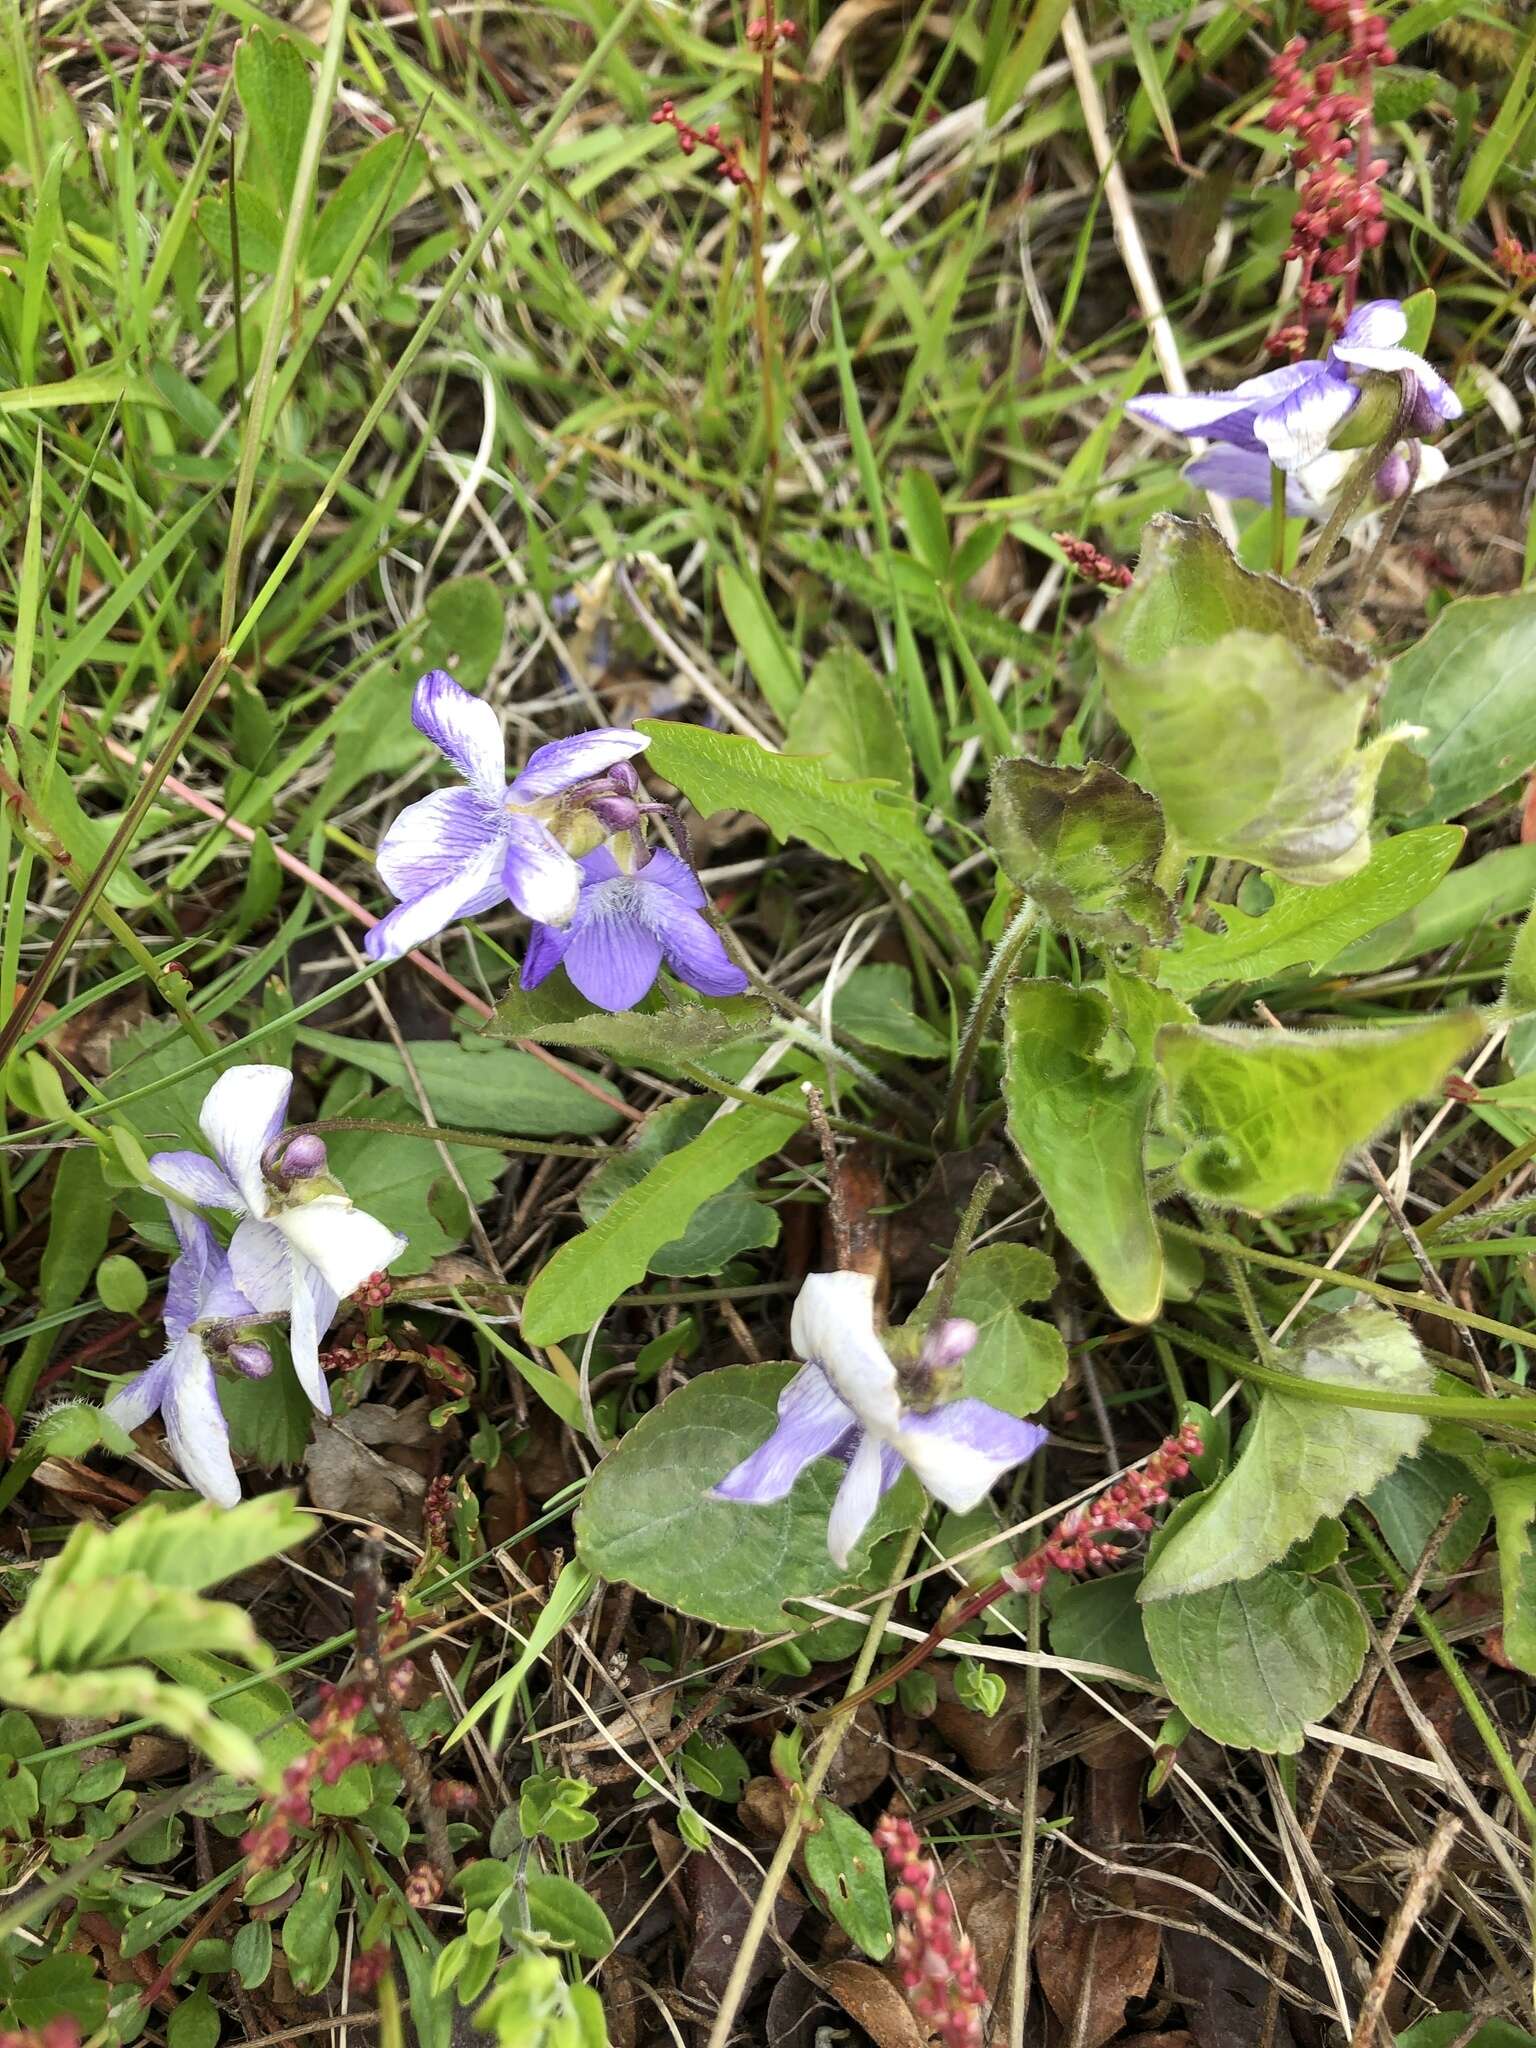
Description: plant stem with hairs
xmin=941 ymin=903 xmax=1039 ymax=1146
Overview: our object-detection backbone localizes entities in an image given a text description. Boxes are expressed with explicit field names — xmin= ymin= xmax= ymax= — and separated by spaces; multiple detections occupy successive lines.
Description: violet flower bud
xmin=919 ymin=1317 xmax=979 ymax=1374
xmin=607 ymin=761 xmax=640 ymax=795
xmin=1374 ymin=448 xmax=1412 ymax=501
xmin=273 ymin=1133 xmax=329 ymax=1182
xmin=587 ymin=792 xmax=641 ymax=832
xmin=226 ymin=1340 xmax=274 ymax=1380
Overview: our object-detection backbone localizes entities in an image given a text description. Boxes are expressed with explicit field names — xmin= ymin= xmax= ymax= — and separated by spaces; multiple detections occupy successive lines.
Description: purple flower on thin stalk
xmin=105 ymin=1207 xmax=269 ymax=1509
xmin=1127 ymin=298 xmax=1460 ymax=472
xmin=149 ymin=1066 xmax=406 ymax=1417
xmin=711 ymin=1271 xmax=1047 ymax=1569
xmin=520 ymin=845 xmax=749 ymax=1013
xmin=365 ymin=669 xmax=651 ymax=962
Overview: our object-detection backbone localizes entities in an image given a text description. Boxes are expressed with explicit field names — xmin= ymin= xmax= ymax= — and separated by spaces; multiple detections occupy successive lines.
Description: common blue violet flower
xmin=105 ymin=1206 xmax=267 ymax=1509
xmin=365 ymin=669 xmax=650 ymax=962
xmin=1127 ymin=299 xmax=1461 ymax=472
xmin=1184 ymin=440 xmax=1449 ymax=519
xmin=711 ymin=1271 xmax=1048 ymax=1569
xmin=521 ymin=844 xmax=749 ymax=1012
xmin=149 ymin=1066 xmax=406 ymax=1416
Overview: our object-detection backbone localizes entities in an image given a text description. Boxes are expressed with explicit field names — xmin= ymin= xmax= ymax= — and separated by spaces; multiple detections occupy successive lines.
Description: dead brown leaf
xmin=681 ymin=1841 xmax=804 ymax=2009
xmin=1035 ymin=1884 xmax=1160 ymax=2048
xmin=303 ymin=1402 xmax=430 ymax=1532
xmin=818 ymin=1958 xmax=927 ymax=2048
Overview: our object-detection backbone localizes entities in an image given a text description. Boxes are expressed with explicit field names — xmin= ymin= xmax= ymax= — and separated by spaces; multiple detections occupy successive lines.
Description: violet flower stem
xmin=705 ymin=1519 xmax=925 ymax=2048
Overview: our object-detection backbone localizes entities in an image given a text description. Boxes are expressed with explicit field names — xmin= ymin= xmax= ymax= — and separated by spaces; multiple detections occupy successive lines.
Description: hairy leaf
xmin=1159 ymin=826 xmax=1464 ymax=995
xmin=1156 ymin=1010 xmax=1484 ymax=1211
xmin=575 ymin=1364 xmax=912 ymax=1630
xmin=521 ymin=1089 xmax=797 ymax=1344
xmin=1002 ymin=981 xmax=1163 ymax=1322
xmin=1381 ymin=590 xmax=1536 ymax=821
xmin=986 ymin=758 xmax=1175 ymax=946
xmin=1142 ymin=1309 xmax=1432 ymax=1598
xmin=636 ymin=721 xmax=976 ymax=956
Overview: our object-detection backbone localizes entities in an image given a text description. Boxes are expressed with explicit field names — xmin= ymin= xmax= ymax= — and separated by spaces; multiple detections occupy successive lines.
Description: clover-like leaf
xmin=985 ymin=758 xmax=1175 ymax=947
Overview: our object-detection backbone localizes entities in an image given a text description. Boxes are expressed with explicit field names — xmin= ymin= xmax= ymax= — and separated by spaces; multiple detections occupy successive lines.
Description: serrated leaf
xmin=1097 ymin=516 xmax=1392 ymax=883
xmin=1158 ymin=826 xmax=1464 ymax=995
xmin=986 ymin=758 xmax=1175 ymax=947
xmin=784 ymin=647 xmax=912 ymax=790
xmin=1141 ymin=1565 xmax=1367 ymax=1753
xmin=1142 ymin=1309 xmax=1432 ymax=1598
xmin=298 ymin=1028 xmax=621 ymax=1136
xmin=521 ymin=1089 xmax=797 ymax=1344
xmin=575 ymin=1363 xmax=913 ymax=1630
xmin=1380 ymin=590 xmax=1536 ymax=821
xmin=908 ymin=1244 xmax=1065 ymax=1416
xmin=805 ymin=1801 xmax=894 ymax=1959
xmin=636 ymin=721 xmax=977 ymax=958
xmin=1002 ymin=981 xmax=1164 ymax=1322
xmin=1333 ymin=841 xmax=1536 ymax=975
xmin=1156 ymin=1011 xmax=1484 ymax=1211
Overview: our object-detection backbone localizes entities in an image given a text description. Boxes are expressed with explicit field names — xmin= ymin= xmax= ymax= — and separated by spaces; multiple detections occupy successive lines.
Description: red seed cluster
xmin=241 ymin=1684 xmax=388 ymax=1872
xmin=745 ymin=16 xmax=799 ymax=46
xmin=1052 ymin=532 xmax=1134 ymax=589
xmin=1004 ymin=1426 xmax=1205 ymax=1596
xmin=1496 ymin=235 xmax=1536 ymax=287
xmin=405 ymin=1861 xmax=444 ymax=1909
xmin=873 ymin=1814 xmax=988 ymax=2048
xmin=650 ymin=102 xmax=751 ymax=188
xmin=0 ymin=2023 xmax=81 ymax=2048
xmin=350 ymin=1271 xmax=395 ymax=1308
xmin=349 ymin=1944 xmax=391 ymax=1997
xmin=1265 ymin=0 xmax=1393 ymax=352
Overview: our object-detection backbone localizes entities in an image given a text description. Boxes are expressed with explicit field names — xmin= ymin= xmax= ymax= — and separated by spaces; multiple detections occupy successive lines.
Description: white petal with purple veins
xmin=365 ymin=832 xmax=508 ymax=962
xmin=1126 ymin=392 xmax=1264 ymax=443
xmin=1335 ymin=298 xmax=1408 ymax=351
xmin=375 ymin=787 xmax=508 ymax=904
xmin=1254 ymin=371 xmax=1360 ymax=469
xmin=151 ymin=1149 xmax=244 ymax=1215
xmin=287 ymin=1255 xmax=334 ymax=1413
xmin=895 ymin=1402 xmax=1049 ymax=1513
xmin=509 ymin=729 xmax=650 ymax=802
xmin=228 ymin=1217 xmax=295 ymax=1317
xmin=105 ymin=1358 xmax=171 ymax=1435
xmin=199 ymin=1066 xmax=292 ymax=1215
xmin=791 ymin=1271 xmax=903 ymax=1434
xmin=275 ymin=1196 xmax=405 ymax=1301
xmin=827 ymin=1430 xmax=886 ymax=1569
xmin=412 ymin=670 xmax=507 ymax=802
xmin=711 ymin=1365 xmax=857 ymax=1504
xmin=160 ymin=1337 xmax=241 ymax=1509
xmin=502 ymin=814 xmax=584 ymax=926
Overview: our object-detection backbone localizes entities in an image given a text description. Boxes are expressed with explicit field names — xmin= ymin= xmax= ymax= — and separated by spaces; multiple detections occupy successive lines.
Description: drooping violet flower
xmin=711 ymin=1271 xmax=1047 ymax=1569
xmin=1127 ymin=299 xmax=1460 ymax=472
xmin=365 ymin=669 xmax=650 ymax=962
xmin=1183 ymin=439 xmax=1448 ymax=518
xmin=105 ymin=1206 xmax=269 ymax=1508
xmin=520 ymin=844 xmax=749 ymax=1013
xmin=149 ymin=1066 xmax=406 ymax=1416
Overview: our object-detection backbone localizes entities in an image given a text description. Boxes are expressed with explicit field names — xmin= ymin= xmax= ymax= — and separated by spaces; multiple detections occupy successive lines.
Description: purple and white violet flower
xmin=1127 ymin=298 xmax=1461 ymax=472
xmin=105 ymin=1206 xmax=269 ymax=1509
xmin=521 ymin=844 xmax=750 ymax=1013
xmin=711 ymin=1270 xmax=1048 ymax=1569
xmin=365 ymin=669 xmax=651 ymax=962
xmin=1185 ymin=439 xmax=1449 ymax=519
xmin=149 ymin=1065 xmax=406 ymax=1416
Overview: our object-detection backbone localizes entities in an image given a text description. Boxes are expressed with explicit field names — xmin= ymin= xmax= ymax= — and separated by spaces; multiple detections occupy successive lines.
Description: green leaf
xmin=19 ymin=732 xmax=155 ymax=907
xmin=1142 ymin=1308 xmax=1432 ymax=1598
xmin=986 ymin=758 xmax=1175 ymax=947
xmin=1156 ymin=1011 xmax=1484 ymax=1211
xmin=11 ymin=1147 xmax=114 ymax=1391
xmin=899 ymin=469 xmax=950 ymax=578
xmin=487 ymin=985 xmax=770 ymax=1072
xmin=96 ymin=1253 xmax=148 ymax=1314
xmin=717 ymin=562 xmax=804 ymax=721
xmin=1332 ymin=841 xmax=1536 ymax=975
xmin=575 ymin=1363 xmax=911 ymax=1631
xmin=825 ymin=962 xmax=944 ymax=1058
xmin=168 ymin=1987 xmax=221 ymax=2048
xmin=1141 ymin=1564 xmax=1367 ymax=1752
xmin=1508 ymin=891 xmax=1536 ymax=1012
xmin=1047 ymin=1572 xmax=1160 ymax=1685
xmin=449 ymin=1559 xmax=595 ymax=1751
xmin=284 ymin=1841 xmax=342 ymax=1994
xmin=780 ymin=529 xmax=1041 ymax=666
xmin=308 ymin=133 xmax=426 ymax=277
xmin=195 ymin=182 xmax=285 ymax=274
xmin=908 ymin=1244 xmax=1065 ymax=1416
xmin=519 ymin=1772 xmax=598 ymax=1844
xmin=521 ymin=1088 xmax=796 ymax=1344
xmin=322 ymin=1087 xmax=507 ymax=1273
xmin=298 ymin=1029 xmax=622 ymax=1136
xmin=235 ymin=29 xmax=311 ymax=209
xmin=1002 ymin=981 xmax=1164 ymax=1323
xmin=1380 ymin=590 xmax=1536 ymax=820
xmin=409 ymin=577 xmax=506 ymax=693
xmin=1097 ymin=516 xmax=1392 ymax=883
xmin=1374 ymin=65 xmax=1445 ymax=121
xmin=523 ymin=1874 xmax=614 ymax=1959
xmin=805 ymin=1800 xmax=895 ymax=1959
xmin=0 ymin=1955 xmax=108 ymax=2036
xmin=1490 ymin=1471 xmax=1536 ymax=1674
xmin=1366 ymin=1446 xmax=1490 ymax=1575
xmin=636 ymin=721 xmax=977 ymax=959
xmin=784 ymin=647 xmax=912 ymax=791
xmin=579 ymin=1096 xmax=779 ymax=1278
xmin=1157 ymin=826 xmax=1465 ymax=996
xmin=233 ymin=1921 xmax=273 ymax=1991
xmin=1397 ymin=2018 xmax=1536 ymax=2047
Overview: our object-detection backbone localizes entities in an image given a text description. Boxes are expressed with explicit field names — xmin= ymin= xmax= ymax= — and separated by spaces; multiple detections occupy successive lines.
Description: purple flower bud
xmin=1375 ymin=448 xmax=1413 ymax=501
xmin=226 ymin=1340 xmax=274 ymax=1380
xmin=919 ymin=1318 xmax=978 ymax=1374
xmin=587 ymin=792 xmax=641 ymax=832
xmin=1400 ymin=371 xmax=1452 ymax=438
xmin=607 ymin=761 xmax=640 ymax=795
xmin=274 ymin=1133 xmax=329 ymax=1182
